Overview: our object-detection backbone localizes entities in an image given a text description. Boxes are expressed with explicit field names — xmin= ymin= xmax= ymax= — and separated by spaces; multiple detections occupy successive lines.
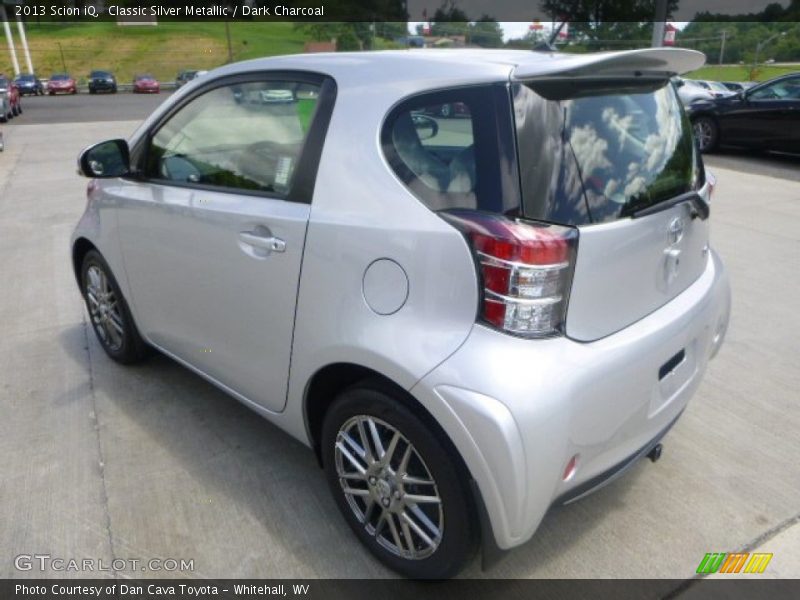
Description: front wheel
xmin=321 ymin=385 xmax=477 ymax=578
xmin=80 ymin=250 xmax=148 ymax=364
xmin=693 ymin=116 xmax=719 ymax=153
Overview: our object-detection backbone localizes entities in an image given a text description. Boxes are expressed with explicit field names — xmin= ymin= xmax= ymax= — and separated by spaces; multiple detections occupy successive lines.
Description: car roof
xmin=208 ymin=48 xmax=705 ymax=90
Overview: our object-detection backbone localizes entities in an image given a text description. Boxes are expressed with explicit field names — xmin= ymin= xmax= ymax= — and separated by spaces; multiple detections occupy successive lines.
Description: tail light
xmin=442 ymin=210 xmax=578 ymax=338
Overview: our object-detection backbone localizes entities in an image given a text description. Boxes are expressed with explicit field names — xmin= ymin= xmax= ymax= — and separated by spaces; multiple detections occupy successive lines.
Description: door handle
xmin=239 ymin=231 xmax=286 ymax=253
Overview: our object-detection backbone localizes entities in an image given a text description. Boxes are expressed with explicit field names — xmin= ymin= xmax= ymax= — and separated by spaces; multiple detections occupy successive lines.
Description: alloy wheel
xmin=85 ymin=265 xmax=125 ymax=352
xmin=334 ymin=415 xmax=444 ymax=560
xmin=693 ymin=119 xmax=715 ymax=151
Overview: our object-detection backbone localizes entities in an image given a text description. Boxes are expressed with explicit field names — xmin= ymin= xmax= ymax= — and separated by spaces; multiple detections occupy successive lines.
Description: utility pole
xmin=16 ymin=14 xmax=33 ymax=73
xmin=57 ymin=41 xmax=66 ymax=72
xmin=1 ymin=5 xmax=21 ymax=75
xmin=224 ymin=20 xmax=233 ymax=63
xmin=651 ymin=0 xmax=668 ymax=47
xmin=719 ymin=29 xmax=727 ymax=65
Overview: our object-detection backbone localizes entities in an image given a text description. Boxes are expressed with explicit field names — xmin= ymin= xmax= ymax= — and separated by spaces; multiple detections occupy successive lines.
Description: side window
xmin=145 ymin=80 xmax=321 ymax=196
xmin=750 ymin=77 xmax=800 ymax=101
xmin=382 ymin=85 xmax=520 ymax=215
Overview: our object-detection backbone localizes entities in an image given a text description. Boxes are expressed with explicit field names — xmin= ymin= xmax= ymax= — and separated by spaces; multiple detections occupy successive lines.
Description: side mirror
xmin=78 ymin=139 xmax=130 ymax=178
xmin=674 ymin=79 xmax=685 ymax=88
xmin=412 ymin=114 xmax=439 ymax=141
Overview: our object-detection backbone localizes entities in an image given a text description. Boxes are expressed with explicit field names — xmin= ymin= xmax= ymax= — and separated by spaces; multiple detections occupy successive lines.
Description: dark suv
xmin=88 ymin=70 xmax=117 ymax=94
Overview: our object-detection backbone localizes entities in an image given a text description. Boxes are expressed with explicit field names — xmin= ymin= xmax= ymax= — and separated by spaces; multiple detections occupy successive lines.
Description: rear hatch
xmin=512 ymin=51 xmax=710 ymax=341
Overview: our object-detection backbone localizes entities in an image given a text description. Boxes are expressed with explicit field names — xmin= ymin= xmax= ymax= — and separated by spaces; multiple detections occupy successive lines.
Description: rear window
xmin=514 ymin=80 xmax=702 ymax=225
xmin=381 ymin=84 xmax=521 ymax=215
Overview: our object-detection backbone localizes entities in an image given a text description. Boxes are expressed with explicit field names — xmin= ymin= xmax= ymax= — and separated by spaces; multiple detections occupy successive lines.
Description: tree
xmin=539 ymin=0 xmax=680 ymax=48
xmin=425 ymin=0 xmax=470 ymax=38
xmin=469 ymin=16 xmax=504 ymax=48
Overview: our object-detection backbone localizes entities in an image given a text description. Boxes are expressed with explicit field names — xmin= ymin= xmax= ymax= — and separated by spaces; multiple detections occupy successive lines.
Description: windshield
xmin=0 ymin=77 xmax=8 ymax=87
xmin=16 ymin=75 xmax=35 ymax=82
xmin=51 ymin=74 xmax=70 ymax=81
xmin=514 ymin=80 xmax=701 ymax=225
xmin=91 ymin=71 xmax=111 ymax=78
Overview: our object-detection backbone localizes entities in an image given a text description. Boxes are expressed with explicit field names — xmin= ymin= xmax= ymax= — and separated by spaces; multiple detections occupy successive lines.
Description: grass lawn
xmin=685 ymin=64 xmax=799 ymax=83
xmin=2 ymin=21 xmax=307 ymax=83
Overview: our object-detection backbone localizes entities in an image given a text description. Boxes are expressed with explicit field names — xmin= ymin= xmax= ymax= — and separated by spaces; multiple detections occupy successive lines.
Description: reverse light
xmin=442 ymin=210 xmax=578 ymax=338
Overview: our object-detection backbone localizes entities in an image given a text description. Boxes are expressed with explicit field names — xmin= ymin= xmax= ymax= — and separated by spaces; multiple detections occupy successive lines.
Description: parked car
xmin=721 ymin=81 xmax=757 ymax=92
xmin=420 ymin=101 xmax=470 ymax=118
xmin=14 ymin=73 xmax=44 ymax=96
xmin=132 ymin=74 xmax=160 ymax=94
xmin=674 ymin=77 xmax=715 ymax=106
xmin=260 ymin=88 xmax=294 ymax=103
xmin=88 ymin=70 xmax=117 ymax=94
xmin=47 ymin=73 xmax=77 ymax=95
xmin=694 ymin=79 xmax=736 ymax=98
xmin=71 ymin=48 xmax=730 ymax=579
xmin=688 ymin=72 xmax=800 ymax=153
xmin=0 ymin=74 xmax=21 ymax=122
xmin=175 ymin=69 xmax=198 ymax=87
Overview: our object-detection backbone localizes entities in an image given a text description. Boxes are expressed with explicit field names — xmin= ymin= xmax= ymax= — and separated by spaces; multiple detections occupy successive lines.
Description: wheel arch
xmin=72 ymin=237 xmax=98 ymax=286
xmin=303 ymin=361 xmax=496 ymax=565
xmin=303 ymin=362 xmax=476 ymax=485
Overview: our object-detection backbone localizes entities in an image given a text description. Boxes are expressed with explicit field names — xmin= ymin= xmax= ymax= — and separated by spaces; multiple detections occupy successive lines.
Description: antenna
xmin=533 ymin=20 xmax=568 ymax=52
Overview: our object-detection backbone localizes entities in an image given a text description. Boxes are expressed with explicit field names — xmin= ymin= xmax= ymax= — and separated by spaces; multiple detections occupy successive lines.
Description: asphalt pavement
xmin=14 ymin=92 xmax=172 ymax=124
xmin=0 ymin=95 xmax=798 ymax=584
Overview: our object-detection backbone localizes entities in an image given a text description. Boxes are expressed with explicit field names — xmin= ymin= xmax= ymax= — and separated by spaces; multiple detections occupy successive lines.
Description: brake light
xmin=442 ymin=210 xmax=578 ymax=338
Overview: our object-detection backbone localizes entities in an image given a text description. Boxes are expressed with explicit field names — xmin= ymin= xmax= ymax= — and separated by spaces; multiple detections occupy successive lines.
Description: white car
xmin=72 ymin=48 xmax=730 ymax=578
xmin=675 ymin=77 xmax=716 ymax=105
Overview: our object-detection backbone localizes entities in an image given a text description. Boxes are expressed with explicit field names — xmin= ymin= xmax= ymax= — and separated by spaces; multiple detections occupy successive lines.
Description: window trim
xmin=128 ymin=70 xmax=337 ymax=204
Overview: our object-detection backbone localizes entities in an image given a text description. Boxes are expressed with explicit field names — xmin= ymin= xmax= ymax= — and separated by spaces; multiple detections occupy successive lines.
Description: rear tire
xmin=80 ymin=250 xmax=148 ymax=364
xmin=321 ymin=384 xmax=478 ymax=579
xmin=693 ymin=116 xmax=719 ymax=153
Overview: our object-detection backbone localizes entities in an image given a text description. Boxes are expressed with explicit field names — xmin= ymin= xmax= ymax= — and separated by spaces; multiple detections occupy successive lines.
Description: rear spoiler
xmin=513 ymin=48 xmax=706 ymax=81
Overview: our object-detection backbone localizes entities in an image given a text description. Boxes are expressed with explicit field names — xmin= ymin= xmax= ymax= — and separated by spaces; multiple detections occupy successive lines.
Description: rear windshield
xmin=513 ymin=80 xmax=702 ymax=225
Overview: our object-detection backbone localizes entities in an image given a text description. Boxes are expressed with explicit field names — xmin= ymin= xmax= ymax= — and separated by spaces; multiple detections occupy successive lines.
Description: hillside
xmin=1 ymin=21 xmax=307 ymax=82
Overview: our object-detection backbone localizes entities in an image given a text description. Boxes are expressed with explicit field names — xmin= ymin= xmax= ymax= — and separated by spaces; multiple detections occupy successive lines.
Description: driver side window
xmin=749 ymin=77 xmax=800 ymax=101
xmin=145 ymin=80 xmax=320 ymax=196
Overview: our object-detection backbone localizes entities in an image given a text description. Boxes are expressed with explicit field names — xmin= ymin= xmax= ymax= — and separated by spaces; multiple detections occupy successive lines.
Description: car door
xmin=114 ymin=73 xmax=334 ymax=412
xmin=722 ymin=76 xmax=800 ymax=150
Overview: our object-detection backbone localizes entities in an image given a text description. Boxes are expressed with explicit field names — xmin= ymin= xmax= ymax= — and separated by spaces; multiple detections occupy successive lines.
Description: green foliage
xmin=539 ymin=0 xmax=679 ymax=46
xmin=469 ymin=16 xmax=504 ymax=48
xmin=680 ymin=21 xmax=800 ymax=64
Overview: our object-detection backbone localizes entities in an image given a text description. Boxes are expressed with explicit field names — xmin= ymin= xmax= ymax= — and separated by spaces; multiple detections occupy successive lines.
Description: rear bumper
xmin=411 ymin=249 xmax=730 ymax=550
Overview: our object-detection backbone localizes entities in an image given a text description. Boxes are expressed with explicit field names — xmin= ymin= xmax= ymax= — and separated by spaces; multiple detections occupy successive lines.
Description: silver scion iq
xmin=72 ymin=48 xmax=731 ymax=578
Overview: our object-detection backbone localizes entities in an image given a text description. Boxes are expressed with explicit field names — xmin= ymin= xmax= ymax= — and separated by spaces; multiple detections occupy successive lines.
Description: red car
xmin=0 ymin=74 xmax=22 ymax=121
xmin=133 ymin=74 xmax=160 ymax=94
xmin=47 ymin=73 xmax=77 ymax=95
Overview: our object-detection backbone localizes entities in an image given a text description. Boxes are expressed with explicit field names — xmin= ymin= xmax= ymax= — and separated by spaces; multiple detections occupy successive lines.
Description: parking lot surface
xmin=0 ymin=95 xmax=798 ymax=582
